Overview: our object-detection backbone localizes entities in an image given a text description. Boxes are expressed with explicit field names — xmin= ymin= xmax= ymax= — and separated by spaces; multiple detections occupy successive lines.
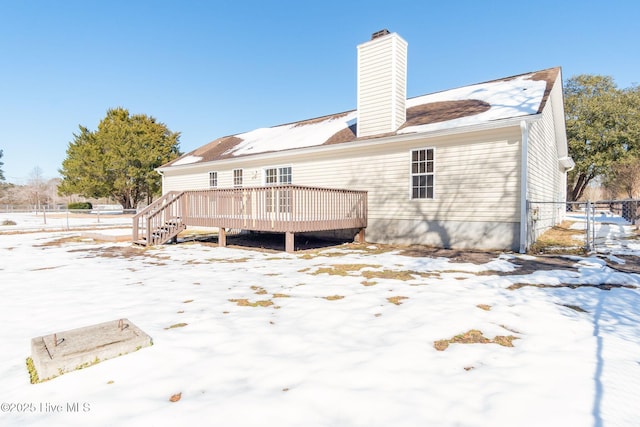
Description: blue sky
xmin=0 ymin=0 xmax=638 ymax=184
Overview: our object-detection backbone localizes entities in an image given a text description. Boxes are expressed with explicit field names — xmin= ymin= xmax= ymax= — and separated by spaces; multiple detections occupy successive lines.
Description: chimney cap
xmin=371 ymin=29 xmax=390 ymax=40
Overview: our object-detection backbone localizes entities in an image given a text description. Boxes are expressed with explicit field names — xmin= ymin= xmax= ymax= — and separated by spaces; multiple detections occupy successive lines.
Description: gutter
xmin=519 ymin=120 xmax=529 ymax=254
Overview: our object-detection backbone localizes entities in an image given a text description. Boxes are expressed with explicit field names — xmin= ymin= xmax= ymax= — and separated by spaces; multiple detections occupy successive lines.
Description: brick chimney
xmin=356 ymin=30 xmax=408 ymax=138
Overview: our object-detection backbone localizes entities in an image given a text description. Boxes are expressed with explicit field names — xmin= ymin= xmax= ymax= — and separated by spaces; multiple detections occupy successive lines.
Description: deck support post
xmin=285 ymin=231 xmax=295 ymax=253
xmin=219 ymin=228 xmax=227 ymax=247
xmin=355 ymin=228 xmax=366 ymax=243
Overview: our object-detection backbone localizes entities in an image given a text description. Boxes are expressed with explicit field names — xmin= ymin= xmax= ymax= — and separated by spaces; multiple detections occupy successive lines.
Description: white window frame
xmin=410 ymin=148 xmax=435 ymax=199
xmin=233 ymin=169 xmax=243 ymax=188
xmin=263 ymin=165 xmax=292 ymax=186
xmin=208 ymin=171 xmax=218 ymax=188
xmin=264 ymin=166 xmax=292 ymax=213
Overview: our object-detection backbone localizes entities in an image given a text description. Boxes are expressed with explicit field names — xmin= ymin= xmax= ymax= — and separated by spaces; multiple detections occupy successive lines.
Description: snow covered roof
xmin=164 ymin=67 xmax=560 ymax=168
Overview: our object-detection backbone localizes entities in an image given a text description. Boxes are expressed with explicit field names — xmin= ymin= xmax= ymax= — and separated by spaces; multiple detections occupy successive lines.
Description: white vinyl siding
xmin=357 ymin=32 xmax=407 ymax=137
xmin=527 ymin=77 xmax=567 ymax=241
xmin=292 ymin=127 xmax=521 ymax=223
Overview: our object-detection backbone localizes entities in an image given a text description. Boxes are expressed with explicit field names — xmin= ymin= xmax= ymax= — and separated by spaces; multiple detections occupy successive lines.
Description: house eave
xmin=158 ymin=114 xmax=543 ymax=173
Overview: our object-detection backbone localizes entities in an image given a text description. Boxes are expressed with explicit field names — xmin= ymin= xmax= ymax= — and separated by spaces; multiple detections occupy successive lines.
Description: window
xmin=278 ymin=166 xmax=292 ymax=184
xmin=411 ymin=148 xmax=434 ymax=199
xmin=265 ymin=168 xmax=278 ymax=185
xmin=233 ymin=169 xmax=243 ymax=187
xmin=265 ymin=166 xmax=292 ymax=213
xmin=209 ymin=171 xmax=218 ymax=188
xmin=265 ymin=166 xmax=292 ymax=185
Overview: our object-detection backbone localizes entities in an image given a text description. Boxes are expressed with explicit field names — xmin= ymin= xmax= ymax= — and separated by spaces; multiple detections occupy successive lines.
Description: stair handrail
xmin=132 ymin=191 xmax=184 ymax=243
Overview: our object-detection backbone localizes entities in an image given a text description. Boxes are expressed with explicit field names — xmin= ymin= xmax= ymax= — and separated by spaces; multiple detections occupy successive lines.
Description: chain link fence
xmin=527 ymin=199 xmax=640 ymax=252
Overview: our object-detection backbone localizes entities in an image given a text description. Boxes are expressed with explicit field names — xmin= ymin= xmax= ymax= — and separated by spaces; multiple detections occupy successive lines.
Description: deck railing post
xmin=285 ymin=231 xmax=294 ymax=253
xmin=219 ymin=227 xmax=227 ymax=247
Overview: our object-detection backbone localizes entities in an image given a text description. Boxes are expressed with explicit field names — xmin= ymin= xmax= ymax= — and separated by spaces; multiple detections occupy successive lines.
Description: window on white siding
xmin=265 ymin=166 xmax=292 ymax=185
xmin=278 ymin=166 xmax=292 ymax=184
xmin=209 ymin=171 xmax=218 ymax=188
xmin=265 ymin=168 xmax=277 ymax=185
xmin=411 ymin=148 xmax=434 ymax=199
xmin=233 ymin=169 xmax=243 ymax=187
xmin=264 ymin=166 xmax=292 ymax=213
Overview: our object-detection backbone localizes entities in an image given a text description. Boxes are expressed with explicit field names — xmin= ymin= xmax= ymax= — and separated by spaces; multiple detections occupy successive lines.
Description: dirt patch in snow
xmin=398 ymin=246 xmax=500 ymax=264
xmin=502 ymin=255 xmax=579 ymax=275
xmin=603 ymin=254 xmax=640 ymax=274
xmin=508 ymin=283 xmax=637 ymax=291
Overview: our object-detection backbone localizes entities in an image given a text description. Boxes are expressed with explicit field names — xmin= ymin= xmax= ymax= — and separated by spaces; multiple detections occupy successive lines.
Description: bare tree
xmin=27 ymin=167 xmax=49 ymax=213
xmin=604 ymin=157 xmax=640 ymax=199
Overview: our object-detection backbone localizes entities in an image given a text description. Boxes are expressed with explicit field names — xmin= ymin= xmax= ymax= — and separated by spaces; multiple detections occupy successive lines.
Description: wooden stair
xmin=133 ymin=218 xmax=186 ymax=246
xmin=132 ymin=191 xmax=186 ymax=246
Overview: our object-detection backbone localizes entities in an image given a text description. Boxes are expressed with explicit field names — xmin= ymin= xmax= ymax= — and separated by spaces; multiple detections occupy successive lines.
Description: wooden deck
xmin=132 ymin=185 xmax=367 ymax=252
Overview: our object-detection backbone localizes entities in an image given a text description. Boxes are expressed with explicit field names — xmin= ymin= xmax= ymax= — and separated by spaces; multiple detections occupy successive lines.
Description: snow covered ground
xmin=0 ymin=213 xmax=639 ymax=426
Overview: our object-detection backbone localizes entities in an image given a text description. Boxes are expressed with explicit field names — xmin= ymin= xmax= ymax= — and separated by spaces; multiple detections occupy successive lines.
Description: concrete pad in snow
xmin=30 ymin=319 xmax=152 ymax=382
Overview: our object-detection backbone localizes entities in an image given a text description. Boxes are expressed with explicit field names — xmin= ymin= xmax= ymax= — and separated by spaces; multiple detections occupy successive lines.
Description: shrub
xmin=1 ymin=219 xmax=17 ymax=226
xmin=68 ymin=202 xmax=93 ymax=210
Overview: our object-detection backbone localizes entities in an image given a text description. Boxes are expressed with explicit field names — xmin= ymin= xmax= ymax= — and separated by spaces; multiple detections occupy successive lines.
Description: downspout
xmin=519 ymin=121 xmax=529 ymax=254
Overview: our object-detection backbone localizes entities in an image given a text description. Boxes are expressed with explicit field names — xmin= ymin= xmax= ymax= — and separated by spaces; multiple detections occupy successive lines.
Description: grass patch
xmin=26 ymin=357 xmax=40 ymax=384
xmin=434 ymin=329 xmax=519 ymax=351
xmin=205 ymin=257 xmax=249 ymax=263
xmin=323 ymin=295 xmax=344 ymax=301
xmin=529 ymin=220 xmax=586 ymax=254
xmin=305 ymin=264 xmax=429 ymax=281
xmin=308 ymin=264 xmax=381 ymax=276
xmin=165 ymin=323 xmax=188 ymax=330
xmin=361 ymin=280 xmax=377 ymax=286
xmin=272 ymin=293 xmax=290 ymax=298
xmin=362 ymin=270 xmax=421 ymax=281
xmin=251 ymin=286 xmax=268 ymax=295
xmin=387 ymin=296 xmax=409 ymax=305
xmin=298 ymin=244 xmax=390 ymax=259
xmin=476 ymin=304 xmax=492 ymax=311
xmin=1 ymin=219 xmax=17 ymax=226
xmin=229 ymin=298 xmax=274 ymax=307
xmin=33 ymin=236 xmax=89 ymax=247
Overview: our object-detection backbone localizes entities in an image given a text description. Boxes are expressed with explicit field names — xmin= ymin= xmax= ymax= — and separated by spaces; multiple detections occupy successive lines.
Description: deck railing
xmin=133 ymin=185 xmax=367 ymax=249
